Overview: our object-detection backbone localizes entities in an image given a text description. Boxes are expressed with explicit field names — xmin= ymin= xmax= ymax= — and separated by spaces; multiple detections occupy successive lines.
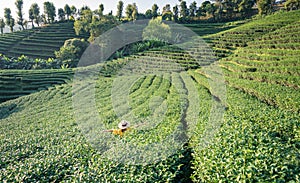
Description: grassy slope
xmin=0 ymin=11 xmax=300 ymax=182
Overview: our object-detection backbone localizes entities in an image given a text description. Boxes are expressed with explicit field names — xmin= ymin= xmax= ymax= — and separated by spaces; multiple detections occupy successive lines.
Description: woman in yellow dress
xmin=103 ymin=120 xmax=131 ymax=136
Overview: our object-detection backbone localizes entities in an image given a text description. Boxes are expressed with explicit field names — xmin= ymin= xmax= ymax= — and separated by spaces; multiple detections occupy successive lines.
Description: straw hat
xmin=118 ymin=120 xmax=130 ymax=129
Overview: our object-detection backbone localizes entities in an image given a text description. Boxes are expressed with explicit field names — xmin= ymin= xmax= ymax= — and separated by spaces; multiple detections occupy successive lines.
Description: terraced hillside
xmin=1 ymin=67 xmax=299 ymax=182
xmin=205 ymin=10 xmax=300 ymax=58
xmin=0 ymin=69 xmax=73 ymax=103
xmin=218 ymin=20 xmax=300 ymax=112
xmin=0 ymin=22 xmax=89 ymax=59
xmin=0 ymin=30 xmax=34 ymax=54
xmin=0 ymin=40 xmax=211 ymax=103
xmin=184 ymin=22 xmax=244 ymax=37
xmin=0 ymin=10 xmax=300 ymax=182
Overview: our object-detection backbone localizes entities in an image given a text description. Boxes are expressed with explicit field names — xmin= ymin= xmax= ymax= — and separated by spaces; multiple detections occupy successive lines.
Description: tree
xmin=222 ymin=0 xmax=236 ymax=19
xmin=4 ymin=8 xmax=13 ymax=32
xmin=189 ymin=1 xmax=197 ymax=17
xmin=70 ymin=5 xmax=77 ymax=18
xmin=58 ymin=8 xmax=65 ymax=21
xmin=79 ymin=6 xmax=90 ymax=16
xmin=162 ymin=4 xmax=173 ymax=21
xmin=74 ymin=9 xmax=93 ymax=35
xmin=173 ymin=5 xmax=179 ymax=22
xmin=180 ymin=1 xmax=189 ymax=20
xmin=201 ymin=1 xmax=216 ymax=17
xmin=196 ymin=7 xmax=205 ymax=17
xmin=64 ymin=4 xmax=72 ymax=20
xmin=132 ymin=3 xmax=138 ymax=20
xmin=15 ymin=0 xmax=25 ymax=30
xmin=116 ymin=1 xmax=124 ymax=21
xmin=125 ymin=4 xmax=134 ymax=20
xmin=74 ymin=9 xmax=119 ymax=42
xmin=257 ymin=0 xmax=275 ymax=15
xmin=41 ymin=14 xmax=46 ymax=24
xmin=29 ymin=7 xmax=34 ymax=27
xmin=89 ymin=15 xmax=119 ymax=41
xmin=9 ymin=18 xmax=15 ymax=32
xmin=0 ymin=18 xmax=5 ymax=34
xmin=98 ymin=4 xmax=104 ymax=16
xmin=143 ymin=18 xmax=171 ymax=42
xmin=55 ymin=38 xmax=89 ymax=67
xmin=152 ymin=4 xmax=159 ymax=18
xmin=238 ymin=0 xmax=255 ymax=17
xmin=285 ymin=0 xmax=300 ymax=10
xmin=145 ymin=9 xmax=153 ymax=19
xmin=29 ymin=3 xmax=40 ymax=26
xmin=44 ymin=1 xmax=56 ymax=23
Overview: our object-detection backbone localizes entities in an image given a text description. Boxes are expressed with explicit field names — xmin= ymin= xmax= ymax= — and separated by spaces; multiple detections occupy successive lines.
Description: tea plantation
xmin=0 ymin=10 xmax=299 ymax=182
xmin=0 ymin=22 xmax=89 ymax=59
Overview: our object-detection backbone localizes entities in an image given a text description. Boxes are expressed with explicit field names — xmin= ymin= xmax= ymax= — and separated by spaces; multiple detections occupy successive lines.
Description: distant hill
xmin=0 ymin=22 xmax=89 ymax=59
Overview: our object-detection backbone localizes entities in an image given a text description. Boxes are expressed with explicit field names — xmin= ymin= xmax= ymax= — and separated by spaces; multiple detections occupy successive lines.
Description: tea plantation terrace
xmin=0 ymin=22 xmax=89 ymax=59
xmin=204 ymin=10 xmax=300 ymax=58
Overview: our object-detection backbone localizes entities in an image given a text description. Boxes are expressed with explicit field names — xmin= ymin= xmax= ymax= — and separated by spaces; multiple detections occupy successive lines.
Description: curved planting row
xmin=184 ymin=22 xmax=241 ymax=37
xmin=0 ymin=68 xmax=196 ymax=182
xmin=188 ymin=70 xmax=299 ymax=182
xmin=0 ymin=30 xmax=34 ymax=53
xmin=0 ymin=22 xmax=89 ymax=59
xmin=2 ymin=67 xmax=298 ymax=182
xmin=218 ymin=19 xmax=300 ymax=112
xmin=205 ymin=10 xmax=300 ymax=58
xmin=0 ymin=69 xmax=73 ymax=103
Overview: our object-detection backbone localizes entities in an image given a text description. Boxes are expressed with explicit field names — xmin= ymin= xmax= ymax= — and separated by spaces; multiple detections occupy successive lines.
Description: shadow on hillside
xmin=0 ymin=103 xmax=22 ymax=120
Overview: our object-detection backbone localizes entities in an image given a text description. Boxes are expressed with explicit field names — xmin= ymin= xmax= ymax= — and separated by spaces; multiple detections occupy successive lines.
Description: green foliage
xmin=0 ymin=22 xmax=88 ymax=59
xmin=89 ymin=15 xmax=118 ymax=42
xmin=125 ymin=3 xmax=138 ymax=21
xmin=206 ymin=10 xmax=300 ymax=58
xmin=29 ymin=3 xmax=40 ymax=26
xmin=219 ymin=19 xmax=300 ymax=112
xmin=258 ymin=0 xmax=275 ymax=15
xmin=285 ymin=0 xmax=300 ymax=10
xmin=15 ymin=0 xmax=25 ymax=30
xmin=64 ymin=4 xmax=71 ymax=20
xmin=58 ymin=8 xmax=65 ymax=21
xmin=173 ymin=5 xmax=179 ymax=22
xmin=162 ymin=4 xmax=172 ymax=21
xmin=180 ymin=1 xmax=189 ymax=21
xmin=9 ymin=18 xmax=15 ymax=33
xmin=201 ymin=1 xmax=216 ymax=17
xmin=43 ymin=1 xmax=56 ymax=23
xmin=189 ymin=1 xmax=197 ymax=17
xmin=4 ymin=8 xmax=13 ymax=32
xmin=0 ymin=18 xmax=5 ymax=34
xmin=109 ymin=40 xmax=167 ymax=60
xmin=0 ymin=54 xmax=62 ymax=70
xmin=116 ymin=1 xmax=124 ymax=21
xmin=145 ymin=9 xmax=153 ymax=19
xmin=74 ymin=10 xmax=119 ymax=42
xmin=55 ymin=38 xmax=89 ymax=67
xmin=142 ymin=18 xmax=172 ymax=43
xmin=152 ymin=4 xmax=159 ymax=18
xmin=0 ymin=68 xmax=72 ymax=102
xmin=189 ymin=75 xmax=300 ymax=181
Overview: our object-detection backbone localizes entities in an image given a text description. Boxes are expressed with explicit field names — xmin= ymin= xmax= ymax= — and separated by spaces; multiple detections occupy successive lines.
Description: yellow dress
xmin=112 ymin=128 xmax=130 ymax=136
